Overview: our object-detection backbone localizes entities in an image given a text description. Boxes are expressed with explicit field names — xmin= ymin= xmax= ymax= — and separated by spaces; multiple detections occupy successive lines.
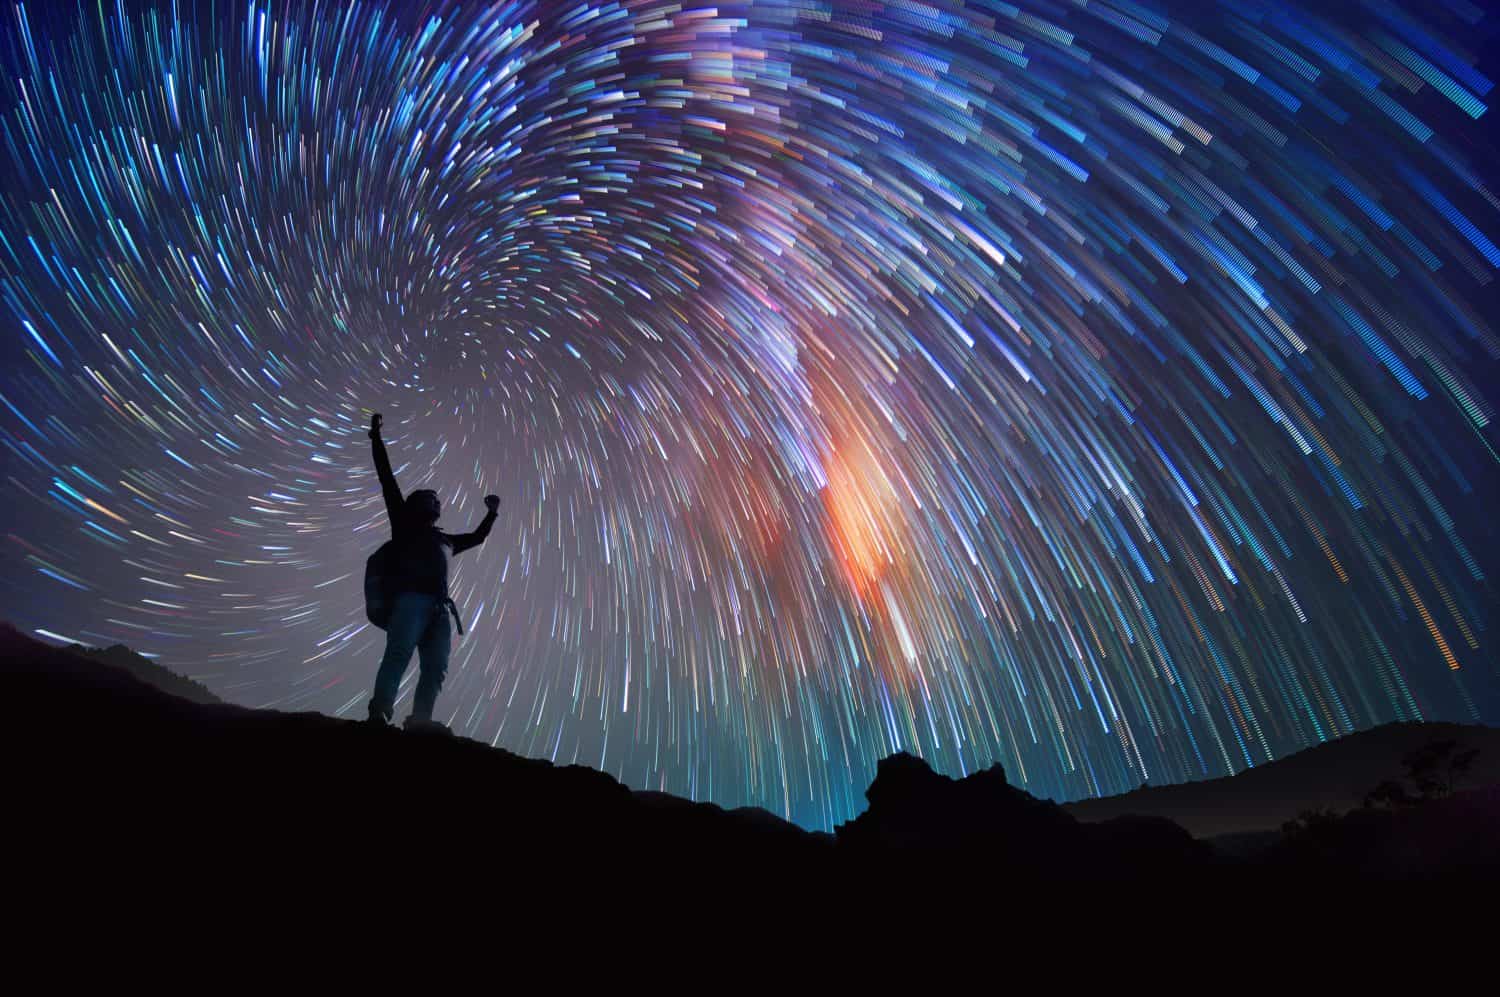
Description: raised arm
xmin=448 ymin=495 xmax=500 ymax=554
xmin=369 ymin=413 xmax=404 ymax=527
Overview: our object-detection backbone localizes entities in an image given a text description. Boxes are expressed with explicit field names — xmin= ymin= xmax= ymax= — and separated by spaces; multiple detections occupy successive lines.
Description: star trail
xmin=3 ymin=0 xmax=1499 ymax=828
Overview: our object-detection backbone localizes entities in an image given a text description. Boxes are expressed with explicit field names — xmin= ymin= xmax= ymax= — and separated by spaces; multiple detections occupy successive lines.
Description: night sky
xmin=3 ymin=0 xmax=1499 ymax=829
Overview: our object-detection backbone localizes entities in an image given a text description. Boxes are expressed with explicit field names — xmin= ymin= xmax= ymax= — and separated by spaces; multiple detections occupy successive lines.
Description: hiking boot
xmin=366 ymin=702 xmax=393 ymax=726
xmin=403 ymin=716 xmax=451 ymax=735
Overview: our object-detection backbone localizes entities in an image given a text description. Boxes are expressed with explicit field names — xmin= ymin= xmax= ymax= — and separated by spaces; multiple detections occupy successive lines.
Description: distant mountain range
xmin=1064 ymin=720 xmax=1500 ymax=839
xmin=4 ymin=622 xmax=1496 ymax=892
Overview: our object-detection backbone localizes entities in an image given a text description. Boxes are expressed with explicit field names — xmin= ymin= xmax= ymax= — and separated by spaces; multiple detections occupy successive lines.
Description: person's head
xmin=406 ymin=488 xmax=441 ymax=525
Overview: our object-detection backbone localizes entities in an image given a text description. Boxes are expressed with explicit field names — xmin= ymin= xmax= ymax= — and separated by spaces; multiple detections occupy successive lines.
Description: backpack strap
xmin=442 ymin=597 xmax=465 ymax=635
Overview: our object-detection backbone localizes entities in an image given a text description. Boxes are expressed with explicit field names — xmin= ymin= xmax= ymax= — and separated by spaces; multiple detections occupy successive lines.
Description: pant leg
xmin=410 ymin=601 xmax=452 ymax=722
xmin=369 ymin=593 xmax=434 ymax=720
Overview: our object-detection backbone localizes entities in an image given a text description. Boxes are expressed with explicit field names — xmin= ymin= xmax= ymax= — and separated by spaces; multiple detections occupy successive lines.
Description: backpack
xmin=364 ymin=540 xmax=399 ymax=629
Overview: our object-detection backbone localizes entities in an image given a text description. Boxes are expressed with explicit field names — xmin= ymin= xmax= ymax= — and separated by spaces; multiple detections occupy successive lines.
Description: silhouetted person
xmin=366 ymin=412 xmax=499 ymax=731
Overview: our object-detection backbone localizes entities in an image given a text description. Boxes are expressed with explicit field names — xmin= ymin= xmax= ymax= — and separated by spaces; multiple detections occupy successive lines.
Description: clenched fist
xmin=484 ymin=494 xmax=500 ymax=513
xmin=369 ymin=412 xmax=383 ymax=438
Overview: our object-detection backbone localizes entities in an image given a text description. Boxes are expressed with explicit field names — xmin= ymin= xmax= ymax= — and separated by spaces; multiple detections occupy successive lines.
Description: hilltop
xmin=4 ymin=623 xmax=1496 ymax=899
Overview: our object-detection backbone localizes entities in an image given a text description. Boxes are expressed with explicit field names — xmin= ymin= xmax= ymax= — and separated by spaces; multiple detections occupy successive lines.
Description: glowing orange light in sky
xmin=822 ymin=428 xmax=901 ymax=603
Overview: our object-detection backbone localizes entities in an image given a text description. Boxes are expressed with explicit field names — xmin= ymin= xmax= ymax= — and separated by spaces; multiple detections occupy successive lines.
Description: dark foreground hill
xmin=1063 ymin=720 xmax=1500 ymax=838
xmin=4 ymin=622 xmax=1497 ymax=900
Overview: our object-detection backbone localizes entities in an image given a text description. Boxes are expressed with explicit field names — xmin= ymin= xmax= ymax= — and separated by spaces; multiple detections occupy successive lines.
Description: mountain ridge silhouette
xmin=52 ymin=632 xmax=225 ymax=706
xmin=1062 ymin=719 xmax=1500 ymax=838
xmin=5 ymin=622 xmax=1497 ymax=890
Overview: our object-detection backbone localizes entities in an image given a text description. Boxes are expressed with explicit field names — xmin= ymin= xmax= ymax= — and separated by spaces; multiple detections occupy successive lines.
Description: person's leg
xmin=410 ymin=601 xmax=452 ymax=723
xmin=368 ymin=593 xmax=429 ymax=722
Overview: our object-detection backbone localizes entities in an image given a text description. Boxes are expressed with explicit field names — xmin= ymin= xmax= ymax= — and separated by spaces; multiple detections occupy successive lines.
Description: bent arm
xmin=448 ymin=508 xmax=498 ymax=554
xmin=371 ymin=431 xmax=404 ymax=527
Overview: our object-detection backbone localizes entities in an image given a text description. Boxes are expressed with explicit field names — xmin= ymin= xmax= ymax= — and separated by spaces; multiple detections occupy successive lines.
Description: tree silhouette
xmin=1362 ymin=779 xmax=1412 ymax=811
xmin=1400 ymin=739 xmax=1482 ymax=800
xmin=1364 ymin=738 xmax=1481 ymax=810
xmin=1280 ymin=807 xmax=1341 ymax=839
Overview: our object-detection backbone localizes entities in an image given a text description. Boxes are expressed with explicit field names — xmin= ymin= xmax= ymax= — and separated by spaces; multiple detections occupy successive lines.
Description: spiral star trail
xmin=3 ymin=0 xmax=1499 ymax=828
